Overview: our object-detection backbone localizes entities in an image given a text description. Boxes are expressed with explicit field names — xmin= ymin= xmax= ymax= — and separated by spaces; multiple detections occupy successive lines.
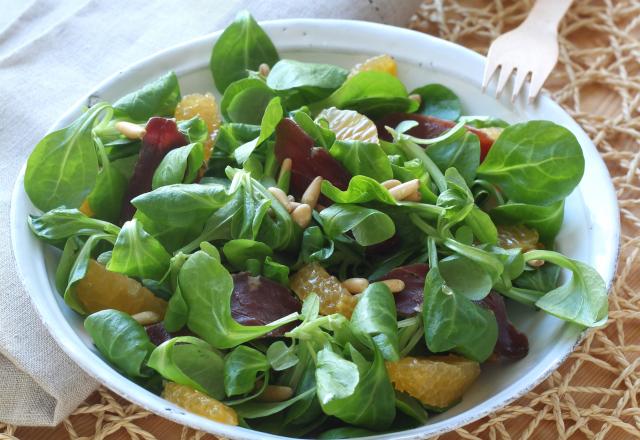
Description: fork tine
xmin=511 ymin=69 xmax=530 ymax=102
xmin=528 ymin=71 xmax=547 ymax=102
xmin=495 ymin=64 xmax=515 ymax=97
xmin=482 ymin=56 xmax=499 ymax=92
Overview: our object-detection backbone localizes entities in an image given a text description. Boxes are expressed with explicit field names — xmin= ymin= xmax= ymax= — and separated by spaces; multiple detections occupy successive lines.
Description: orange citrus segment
xmin=163 ymin=382 xmax=238 ymax=425
xmin=316 ymin=107 xmax=379 ymax=143
xmin=76 ymin=260 xmax=167 ymax=316
xmin=290 ymin=262 xmax=357 ymax=318
xmin=350 ymin=54 xmax=398 ymax=77
xmin=497 ymin=224 xmax=540 ymax=252
xmin=385 ymin=355 xmax=480 ymax=409
xmin=79 ymin=199 xmax=94 ymax=217
xmin=174 ymin=93 xmax=221 ymax=163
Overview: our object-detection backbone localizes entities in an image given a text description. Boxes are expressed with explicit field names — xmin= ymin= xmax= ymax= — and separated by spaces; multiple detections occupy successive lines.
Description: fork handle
xmin=523 ymin=0 xmax=572 ymax=31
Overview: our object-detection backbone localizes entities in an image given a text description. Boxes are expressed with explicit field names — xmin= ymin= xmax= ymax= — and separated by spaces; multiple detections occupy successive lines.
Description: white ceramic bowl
xmin=10 ymin=19 xmax=619 ymax=440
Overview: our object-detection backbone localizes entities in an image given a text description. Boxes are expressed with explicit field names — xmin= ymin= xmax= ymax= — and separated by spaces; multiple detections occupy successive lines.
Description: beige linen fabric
xmin=0 ymin=0 xmax=422 ymax=427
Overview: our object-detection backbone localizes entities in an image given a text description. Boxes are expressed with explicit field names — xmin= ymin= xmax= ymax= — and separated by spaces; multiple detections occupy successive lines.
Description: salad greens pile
xmin=24 ymin=11 xmax=608 ymax=439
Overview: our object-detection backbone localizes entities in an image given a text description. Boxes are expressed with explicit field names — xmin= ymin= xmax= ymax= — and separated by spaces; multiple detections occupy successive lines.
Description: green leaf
xmin=321 ymin=175 xmax=397 ymax=205
xmin=350 ymin=282 xmax=399 ymax=361
xmin=25 ymin=102 xmax=111 ymax=211
xmin=439 ymin=254 xmax=493 ymax=300
xmin=55 ymin=236 xmax=83 ymax=294
xmin=233 ymin=97 xmax=283 ymax=164
xmin=411 ymin=83 xmax=461 ymax=120
xmin=477 ymin=121 xmax=585 ymax=205
xmin=113 ymin=71 xmax=181 ymax=121
xmin=86 ymin=160 xmax=128 ymax=223
xmin=490 ymin=201 xmax=564 ymax=242
xmin=318 ymin=427 xmax=375 ymax=439
xmin=524 ymin=250 xmax=608 ymax=327
xmin=300 ymin=294 xmax=321 ymax=322
xmin=426 ymin=130 xmax=480 ymax=185
xmin=315 ymin=71 xmax=418 ymax=118
xmin=423 ymin=266 xmax=498 ymax=362
xmin=465 ymin=205 xmax=498 ymax=245
xmin=84 ymin=309 xmax=155 ymax=378
xmin=460 ymin=116 xmax=509 ymax=128
xmin=28 ymin=208 xmax=120 ymax=245
xmin=293 ymin=111 xmax=335 ymax=148
xmin=222 ymin=239 xmax=273 ymax=271
xmin=442 ymin=238 xmax=504 ymax=283
xmin=395 ymin=391 xmax=429 ymax=424
xmin=148 ymin=336 xmax=225 ymax=399
xmin=210 ymin=10 xmax=279 ymax=93
xmin=107 ymin=219 xmax=171 ymax=280
xmin=164 ymin=284 xmax=188 ymax=332
xmin=178 ymin=250 xmax=298 ymax=349
xmin=221 ymin=78 xmax=277 ymax=124
xmin=316 ymin=345 xmax=395 ymax=430
xmin=151 ymin=143 xmax=204 ymax=189
xmin=177 ymin=116 xmax=209 ymax=144
xmin=262 ymin=257 xmax=290 ymax=285
xmin=266 ymin=341 xmax=299 ymax=371
xmin=224 ymin=345 xmax=269 ymax=397
xmin=234 ymin=387 xmax=315 ymax=419
xmin=514 ymin=263 xmax=561 ymax=292
xmin=329 ymin=140 xmax=393 ymax=181
xmin=320 ymin=204 xmax=395 ymax=246
xmin=267 ymin=59 xmax=348 ymax=108
xmin=132 ymin=183 xmax=230 ymax=228
xmin=298 ymin=226 xmax=335 ymax=264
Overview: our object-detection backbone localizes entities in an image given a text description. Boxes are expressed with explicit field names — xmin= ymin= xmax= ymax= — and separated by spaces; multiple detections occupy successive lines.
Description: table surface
xmin=5 ymin=0 xmax=640 ymax=439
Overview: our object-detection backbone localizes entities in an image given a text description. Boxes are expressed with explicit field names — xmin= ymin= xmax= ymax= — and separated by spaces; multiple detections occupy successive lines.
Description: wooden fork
xmin=482 ymin=0 xmax=572 ymax=102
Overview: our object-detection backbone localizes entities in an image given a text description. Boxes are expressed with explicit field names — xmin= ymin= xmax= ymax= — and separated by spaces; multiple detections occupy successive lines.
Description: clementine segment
xmin=174 ymin=93 xmax=221 ymax=162
xmin=290 ymin=262 xmax=357 ymax=318
xmin=386 ymin=355 xmax=480 ymax=409
xmin=163 ymin=382 xmax=238 ymax=425
xmin=76 ymin=260 xmax=167 ymax=316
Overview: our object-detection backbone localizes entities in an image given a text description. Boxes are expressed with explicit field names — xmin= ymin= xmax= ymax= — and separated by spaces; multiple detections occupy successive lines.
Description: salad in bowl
xmin=22 ymin=11 xmax=608 ymax=439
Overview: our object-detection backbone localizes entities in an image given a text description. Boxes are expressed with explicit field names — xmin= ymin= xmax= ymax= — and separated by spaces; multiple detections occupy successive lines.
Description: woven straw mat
xmin=2 ymin=0 xmax=639 ymax=439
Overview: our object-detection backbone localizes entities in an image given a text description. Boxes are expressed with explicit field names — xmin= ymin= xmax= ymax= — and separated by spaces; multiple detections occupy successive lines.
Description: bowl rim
xmin=10 ymin=18 xmax=620 ymax=440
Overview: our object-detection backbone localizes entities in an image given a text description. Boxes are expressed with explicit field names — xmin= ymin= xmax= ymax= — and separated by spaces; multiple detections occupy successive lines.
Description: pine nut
xmin=115 ymin=121 xmax=146 ymax=139
xmin=259 ymin=63 xmax=271 ymax=77
xmin=301 ymin=176 xmax=323 ymax=209
xmin=131 ymin=311 xmax=161 ymax=326
xmin=258 ymin=385 xmax=293 ymax=402
xmin=527 ymin=259 xmax=545 ymax=267
xmin=409 ymin=93 xmax=422 ymax=105
xmin=405 ymin=190 xmax=422 ymax=202
xmin=388 ymin=179 xmax=420 ymax=201
xmin=268 ymin=187 xmax=291 ymax=210
xmin=288 ymin=201 xmax=301 ymax=212
xmin=342 ymin=278 xmax=369 ymax=294
xmin=381 ymin=179 xmax=402 ymax=189
xmin=381 ymin=279 xmax=405 ymax=293
xmin=287 ymin=195 xmax=295 ymax=202
xmin=291 ymin=203 xmax=312 ymax=228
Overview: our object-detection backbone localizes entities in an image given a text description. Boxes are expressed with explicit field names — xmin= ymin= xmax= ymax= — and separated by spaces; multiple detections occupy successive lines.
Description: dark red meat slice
xmin=475 ymin=291 xmax=529 ymax=360
xmin=145 ymin=322 xmax=193 ymax=346
xmin=378 ymin=263 xmax=429 ymax=317
xmin=231 ymin=272 xmax=302 ymax=337
xmin=274 ymin=118 xmax=351 ymax=202
xmin=378 ymin=261 xmax=528 ymax=360
xmin=119 ymin=117 xmax=188 ymax=222
xmin=376 ymin=113 xmax=495 ymax=161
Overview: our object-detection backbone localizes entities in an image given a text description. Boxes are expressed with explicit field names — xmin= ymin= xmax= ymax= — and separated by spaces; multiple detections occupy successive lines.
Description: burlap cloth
xmin=2 ymin=0 xmax=638 ymax=439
